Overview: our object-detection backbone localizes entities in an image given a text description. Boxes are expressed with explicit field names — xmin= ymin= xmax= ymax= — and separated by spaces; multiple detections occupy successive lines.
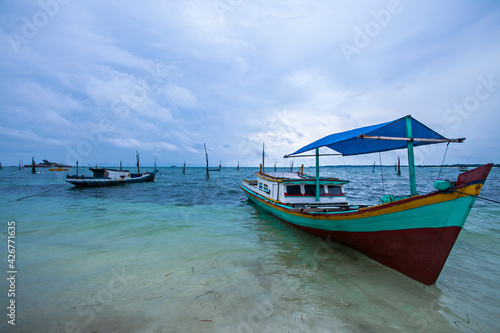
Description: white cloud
xmin=162 ymin=83 xmax=197 ymax=108
xmin=0 ymin=126 xmax=65 ymax=146
xmin=83 ymin=73 xmax=175 ymax=123
xmin=43 ymin=110 xmax=73 ymax=128
xmin=8 ymin=80 xmax=83 ymax=112
xmin=103 ymin=137 xmax=179 ymax=152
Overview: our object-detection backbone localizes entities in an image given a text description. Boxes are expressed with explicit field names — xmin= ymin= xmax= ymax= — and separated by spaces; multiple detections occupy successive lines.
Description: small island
xmin=24 ymin=160 xmax=72 ymax=168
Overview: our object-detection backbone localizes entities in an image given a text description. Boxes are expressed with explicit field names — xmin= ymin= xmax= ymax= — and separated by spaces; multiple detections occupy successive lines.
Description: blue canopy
xmin=288 ymin=116 xmax=454 ymax=156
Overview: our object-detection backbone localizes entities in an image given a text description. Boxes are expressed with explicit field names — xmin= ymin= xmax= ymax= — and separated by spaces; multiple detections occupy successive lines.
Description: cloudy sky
xmin=1 ymin=0 xmax=499 ymax=167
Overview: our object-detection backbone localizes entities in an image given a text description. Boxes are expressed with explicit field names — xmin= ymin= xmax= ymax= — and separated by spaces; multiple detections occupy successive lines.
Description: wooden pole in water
xmin=237 ymin=161 xmax=239 ymax=171
xmin=274 ymin=162 xmax=276 ymax=172
xmin=372 ymin=161 xmax=375 ymax=173
xmin=290 ymin=160 xmax=294 ymax=172
xmin=120 ymin=161 xmax=122 ymax=171
xmin=32 ymin=157 xmax=36 ymax=174
xmin=154 ymin=157 xmax=157 ymax=171
xmin=183 ymin=161 xmax=186 ymax=174
xmin=397 ymin=156 xmax=401 ymax=176
xmin=76 ymin=161 xmax=79 ymax=177
xmin=218 ymin=159 xmax=221 ymax=172
xmin=136 ymin=151 xmax=140 ymax=173
xmin=204 ymin=143 xmax=209 ymax=179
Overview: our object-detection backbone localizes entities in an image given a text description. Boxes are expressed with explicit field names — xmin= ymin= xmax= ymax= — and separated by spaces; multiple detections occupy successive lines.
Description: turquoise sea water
xmin=1 ymin=165 xmax=499 ymax=333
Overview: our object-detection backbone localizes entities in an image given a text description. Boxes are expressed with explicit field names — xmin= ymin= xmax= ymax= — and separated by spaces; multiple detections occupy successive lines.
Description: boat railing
xmin=66 ymin=175 xmax=110 ymax=179
xmin=243 ymin=179 xmax=258 ymax=186
xmin=292 ymin=202 xmax=350 ymax=209
xmin=291 ymin=204 xmax=364 ymax=213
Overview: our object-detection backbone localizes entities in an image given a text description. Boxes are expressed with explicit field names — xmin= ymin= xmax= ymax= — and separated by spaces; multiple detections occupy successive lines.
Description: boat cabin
xmin=89 ymin=168 xmax=130 ymax=180
xmin=243 ymin=170 xmax=349 ymax=208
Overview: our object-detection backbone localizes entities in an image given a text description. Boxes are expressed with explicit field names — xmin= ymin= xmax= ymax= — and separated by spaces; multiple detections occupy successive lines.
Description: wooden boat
xmin=49 ymin=167 xmax=69 ymax=171
xmin=241 ymin=115 xmax=493 ymax=285
xmin=66 ymin=168 xmax=157 ymax=187
xmin=458 ymin=164 xmax=469 ymax=171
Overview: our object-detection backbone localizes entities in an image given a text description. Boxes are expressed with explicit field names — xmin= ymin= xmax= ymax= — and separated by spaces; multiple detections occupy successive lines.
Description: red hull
xmin=293 ymin=225 xmax=462 ymax=285
xmin=245 ymin=164 xmax=493 ymax=284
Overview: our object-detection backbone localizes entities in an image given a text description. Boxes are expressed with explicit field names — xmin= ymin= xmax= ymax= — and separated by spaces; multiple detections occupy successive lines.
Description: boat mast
xmin=262 ymin=142 xmax=265 ymax=172
xmin=315 ymin=148 xmax=320 ymax=202
xmin=405 ymin=116 xmax=417 ymax=196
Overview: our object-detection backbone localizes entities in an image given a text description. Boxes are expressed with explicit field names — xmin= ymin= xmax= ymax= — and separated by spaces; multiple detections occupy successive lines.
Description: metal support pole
xmin=315 ymin=148 xmax=320 ymax=202
xmin=406 ymin=116 xmax=417 ymax=196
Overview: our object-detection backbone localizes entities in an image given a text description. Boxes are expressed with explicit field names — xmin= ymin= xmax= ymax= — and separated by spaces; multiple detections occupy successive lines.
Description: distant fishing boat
xmin=67 ymin=152 xmax=158 ymax=187
xmin=49 ymin=167 xmax=69 ymax=171
xmin=66 ymin=168 xmax=157 ymax=187
xmin=241 ymin=115 xmax=493 ymax=285
xmin=458 ymin=164 xmax=469 ymax=171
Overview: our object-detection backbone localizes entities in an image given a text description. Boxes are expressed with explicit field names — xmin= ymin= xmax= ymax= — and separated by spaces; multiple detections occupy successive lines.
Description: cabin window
xmin=304 ymin=185 xmax=325 ymax=196
xmin=258 ymin=183 xmax=263 ymax=190
xmin=286 ymin=185 xmax=301 ymax=195
xmin=327 ymin=185 xmax=342 ymax=195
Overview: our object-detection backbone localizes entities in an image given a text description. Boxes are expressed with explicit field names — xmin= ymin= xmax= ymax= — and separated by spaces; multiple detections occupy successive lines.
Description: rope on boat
xmin=378 ymin=140 xmax=385 ymax=195
xmin=14 ymin=183 xmax=70 ymax=202
xmin=455 ymin=190 xmax=500 ymax=205
xmin=437 ymin=142 xmax=450 ymax=181
xmin=342 ymin=155 xmax=349 ymax=181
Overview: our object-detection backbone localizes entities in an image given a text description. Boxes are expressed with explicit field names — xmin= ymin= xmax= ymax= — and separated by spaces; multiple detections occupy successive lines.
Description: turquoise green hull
xmin=241 ymin=185 xmax=476 ymax=233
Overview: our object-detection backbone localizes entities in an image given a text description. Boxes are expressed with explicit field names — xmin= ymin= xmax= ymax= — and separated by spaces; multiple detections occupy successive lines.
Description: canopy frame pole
xmin=283 ymin=153 xmax=342 ymax=158
xmin=315 ymin=148 xmax=320 ymax=202
xmin=357 ymin=135 xmax=464 ymax=143
xmin=406 ymin=116 xmax=417 ymax=196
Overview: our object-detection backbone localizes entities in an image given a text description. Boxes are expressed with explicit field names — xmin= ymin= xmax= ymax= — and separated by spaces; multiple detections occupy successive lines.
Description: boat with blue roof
xmin=241 ymin=115 xmax=493 ymax=285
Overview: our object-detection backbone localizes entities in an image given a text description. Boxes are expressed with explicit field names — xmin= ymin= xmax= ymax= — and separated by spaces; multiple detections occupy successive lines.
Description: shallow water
xmin=1 ymin=165 xmax=499 ymax=332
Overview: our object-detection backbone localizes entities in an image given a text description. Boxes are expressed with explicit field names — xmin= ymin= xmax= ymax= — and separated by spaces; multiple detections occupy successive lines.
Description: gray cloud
xmin=1 ymin=0 xmax=499 ymax=166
